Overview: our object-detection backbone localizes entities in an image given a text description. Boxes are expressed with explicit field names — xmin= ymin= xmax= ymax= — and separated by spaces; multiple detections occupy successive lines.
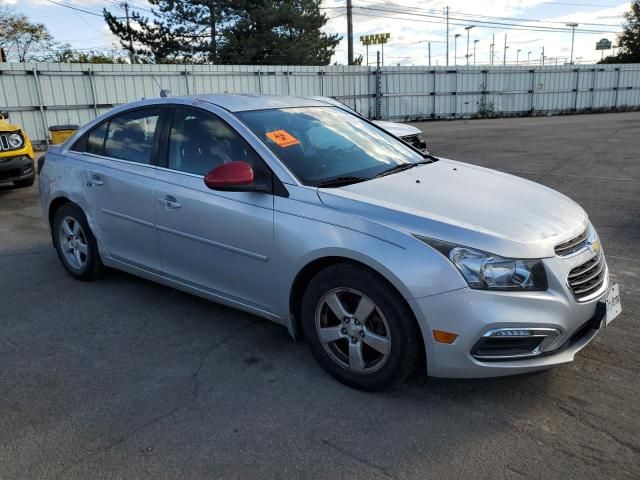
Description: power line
xmin=41 ymin=0 xmax=105 ymax=17
xmin=327 ymin=6 xmax=621 ymax=35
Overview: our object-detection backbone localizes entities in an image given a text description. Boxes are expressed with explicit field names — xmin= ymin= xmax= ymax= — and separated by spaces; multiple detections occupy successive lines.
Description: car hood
xmin=0 ymin=118 xmax=23 ymax=133
xmin=372 ymin=120 xmax=421 ymax=138
xmin=317 ymin=158 xmax=588 ymax=259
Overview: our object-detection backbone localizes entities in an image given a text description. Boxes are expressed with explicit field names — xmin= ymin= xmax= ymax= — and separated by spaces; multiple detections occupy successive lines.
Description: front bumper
xmin=409 ymin=249 xmax=610 ymax=378
xmin=0 ymin=155 xmax=35 ymax=184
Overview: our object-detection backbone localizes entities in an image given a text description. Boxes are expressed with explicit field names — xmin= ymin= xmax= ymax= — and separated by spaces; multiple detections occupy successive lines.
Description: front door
xmin=154 ymin=107 xmax=276 ymax=312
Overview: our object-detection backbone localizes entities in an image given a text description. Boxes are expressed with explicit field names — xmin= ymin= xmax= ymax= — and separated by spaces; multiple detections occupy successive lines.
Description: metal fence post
xmin=319 ymin=70 xmax=324 ymax=96
xmin=375 ymin=51 xmax=382 ymax=120
xmin=87 ymin=67 xmax=98 ymax=117
xmin=32 ymin=67 xmax=49 ymax=147
xmin=432 ymin=68 xmax=437 ymax=118
xmin=590 ymin=68 xmax=597 ymax=110
xmin=614 ymin=67 xmax=621 ymax=108
xmin=257 ymin=70 xmax=262 ymax=94
xmin=573 ymin=68 xmax=580 ymax=111
xmin=183 ymin=65 xmax=190 ymax=95
xmin=529 ymin=68 xmax=536 ymax=113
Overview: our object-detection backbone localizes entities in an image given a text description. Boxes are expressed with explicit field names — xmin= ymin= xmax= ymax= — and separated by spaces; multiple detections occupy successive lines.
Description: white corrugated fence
xmin=1 ymin=62 xmax=639 ymax=143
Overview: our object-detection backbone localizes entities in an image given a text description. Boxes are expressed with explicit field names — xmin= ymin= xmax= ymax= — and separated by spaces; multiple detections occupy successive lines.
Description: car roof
xmin=190 ymin=94 xmax=329 ymax=112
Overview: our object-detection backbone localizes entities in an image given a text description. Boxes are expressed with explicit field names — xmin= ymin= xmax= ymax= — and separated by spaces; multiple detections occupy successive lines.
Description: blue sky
xmin=7 ymin=0 xmax=630 ymax=65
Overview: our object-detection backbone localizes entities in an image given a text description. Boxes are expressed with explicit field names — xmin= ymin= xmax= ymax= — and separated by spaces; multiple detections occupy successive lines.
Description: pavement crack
xmin=320 ymin=439 xmax=398 ymax=480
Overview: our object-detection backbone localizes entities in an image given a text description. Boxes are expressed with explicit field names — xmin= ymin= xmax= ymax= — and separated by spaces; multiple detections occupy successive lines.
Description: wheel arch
xmin=288 ymin=255 xmax=426 ymax=359
xmin=48 ymin=196 xmax=75 ymax=228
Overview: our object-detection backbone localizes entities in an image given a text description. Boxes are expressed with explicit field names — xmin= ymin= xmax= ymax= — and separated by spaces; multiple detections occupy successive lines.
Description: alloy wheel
xmin=58 ymin=216 xmax=89 ymax=270
xmin=315 ymin=287 xmax=392 ymax=373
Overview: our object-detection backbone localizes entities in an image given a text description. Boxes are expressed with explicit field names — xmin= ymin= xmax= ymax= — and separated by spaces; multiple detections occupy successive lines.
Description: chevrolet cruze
xmin=38 ymin=95 xmax=621 ymax=390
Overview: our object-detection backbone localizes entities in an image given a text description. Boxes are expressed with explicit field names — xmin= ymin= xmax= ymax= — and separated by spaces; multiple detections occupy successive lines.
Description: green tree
xmin=103 ymin=0 xmax=340 ymax=65
xmin=600 ymin=0 xmax=640 ymax=63
xmin=217 ymin=0 xmax=340 ymax=65
xmin=0 ymin=7 xmax=56 ymax=62
xmin=103 ymin=1 xmax=234 ymax=64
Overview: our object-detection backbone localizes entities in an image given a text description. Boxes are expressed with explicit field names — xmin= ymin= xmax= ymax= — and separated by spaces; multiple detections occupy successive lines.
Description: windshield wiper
xmin=316 ymin=176 xmax=369 ymax=188
xmin=374 ymin=159 xmax=433 ymax=179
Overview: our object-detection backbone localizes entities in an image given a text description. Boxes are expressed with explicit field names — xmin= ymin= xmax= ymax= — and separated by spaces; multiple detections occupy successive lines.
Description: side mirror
xmin=204 ymin=161 xmax=255 ymax=191
xmin=0 ymin=111 xmax=8 ymax=119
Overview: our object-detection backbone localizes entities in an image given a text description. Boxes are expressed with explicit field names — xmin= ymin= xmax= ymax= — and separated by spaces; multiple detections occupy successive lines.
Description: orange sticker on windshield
xmin=266 ymin=129 xmax=300 ymax=148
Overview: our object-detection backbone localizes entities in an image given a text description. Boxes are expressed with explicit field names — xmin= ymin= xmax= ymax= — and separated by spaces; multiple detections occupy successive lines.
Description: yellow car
xmin=0 ymin=111 xmax=35 ymax=188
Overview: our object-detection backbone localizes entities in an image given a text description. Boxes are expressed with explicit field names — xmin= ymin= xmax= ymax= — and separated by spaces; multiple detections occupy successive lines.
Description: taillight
xmin=37 ymin=155 xmax=45 ymax=175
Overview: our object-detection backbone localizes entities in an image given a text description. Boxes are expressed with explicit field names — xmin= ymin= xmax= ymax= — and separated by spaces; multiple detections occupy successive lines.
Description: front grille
xmin=555 ymin=228 xmax=589 ymax=256
xmin=567 ymin=251 xmax=607 ymax=301
xmin=0 ymin=134 xmax=9 ymax=151
xmin=401 ymin=134 xmax=428 ymax=152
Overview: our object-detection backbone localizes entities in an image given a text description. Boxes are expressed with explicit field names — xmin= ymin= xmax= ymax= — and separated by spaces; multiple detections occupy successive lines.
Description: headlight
xmin=7 ymin=133 xmax=23 ymax=149
xmin=417 ymin=237 xmax=547 ymax=291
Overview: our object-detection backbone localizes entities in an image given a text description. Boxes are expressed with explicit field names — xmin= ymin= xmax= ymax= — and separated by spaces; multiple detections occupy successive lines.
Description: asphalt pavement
xmin=1 ymin=112 xmax=638 ymax=479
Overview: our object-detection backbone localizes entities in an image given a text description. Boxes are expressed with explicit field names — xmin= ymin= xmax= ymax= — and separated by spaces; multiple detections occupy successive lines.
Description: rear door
xmin=74 ymin=107 xmax=165 ymax=273
xmin=154 ymin=106 xmax=276 ymax=312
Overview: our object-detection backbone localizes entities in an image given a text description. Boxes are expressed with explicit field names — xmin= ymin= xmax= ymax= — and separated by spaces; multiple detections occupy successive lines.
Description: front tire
xmin=301 ymin=264 xmax=421 ymax=391
xmin=52 ymin=203 xmax=103 ymax=280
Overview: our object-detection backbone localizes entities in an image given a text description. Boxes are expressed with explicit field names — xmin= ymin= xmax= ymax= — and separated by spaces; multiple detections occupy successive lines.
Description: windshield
xmin=236 ymin=106 xmax=424 ymax=186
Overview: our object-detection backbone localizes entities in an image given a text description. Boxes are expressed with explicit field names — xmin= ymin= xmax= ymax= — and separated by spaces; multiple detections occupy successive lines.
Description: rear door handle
xmin=87 ymin=174 xmax=104 ymax=187
xmin=159 ymin=195 xmax=182 ymax=209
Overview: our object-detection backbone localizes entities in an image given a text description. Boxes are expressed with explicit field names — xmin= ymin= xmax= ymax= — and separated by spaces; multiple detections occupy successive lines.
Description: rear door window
xmin=104 ymin=109 xmax=160 ymax=164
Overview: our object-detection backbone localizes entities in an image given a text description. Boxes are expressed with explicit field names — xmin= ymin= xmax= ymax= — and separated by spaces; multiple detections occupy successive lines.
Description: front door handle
xmin=159 ymin=195 xmax=182 ymax=209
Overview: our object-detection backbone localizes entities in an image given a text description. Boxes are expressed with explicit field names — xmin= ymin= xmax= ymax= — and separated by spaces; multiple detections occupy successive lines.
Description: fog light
xmin=433 ymin=330 xmax=458 ymax=344
xmin=492 ymin=329 xmax=532 ymax=337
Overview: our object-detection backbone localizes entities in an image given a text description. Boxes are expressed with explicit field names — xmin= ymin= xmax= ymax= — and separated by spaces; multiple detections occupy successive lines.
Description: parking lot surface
xmin=1 ymin=112 xmax=639 ymax=479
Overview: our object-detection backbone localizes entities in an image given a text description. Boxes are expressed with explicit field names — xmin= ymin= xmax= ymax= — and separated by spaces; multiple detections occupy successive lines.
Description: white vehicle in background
xmin=310 ymin=96 xmax=428 ymax=153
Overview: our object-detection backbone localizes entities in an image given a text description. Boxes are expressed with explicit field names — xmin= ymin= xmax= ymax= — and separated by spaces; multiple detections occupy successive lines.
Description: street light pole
xmin=490 ymin=34 xmax=495 ymax=66
xmin=454 ymin=33 xmax=461 ymax=65
xmin=465 ymin=25 xmax=475 ymax=66
xmin=566 ymin=23 xmax=578 ymax=64
xmin=473 ymin=39 xmax=479 ymax=65
xmin=527 ymin=51 xmax=531 ymax=64
xmin=517 ymin=49 xmax=521 ymax=64
xmin=503 ymin=33 xmax=508 ymax=65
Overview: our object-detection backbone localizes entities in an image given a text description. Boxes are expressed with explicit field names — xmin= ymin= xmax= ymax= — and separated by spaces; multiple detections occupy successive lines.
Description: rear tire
xmin=301 ymin=263 xmax=420 ymax=391
xmin=52 ymin=203 xmax=103 ymax=280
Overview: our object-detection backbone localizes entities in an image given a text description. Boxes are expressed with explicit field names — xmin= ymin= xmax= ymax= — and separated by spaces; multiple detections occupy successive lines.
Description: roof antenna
xmin=151 ymin=75 xmax=170 ymax=98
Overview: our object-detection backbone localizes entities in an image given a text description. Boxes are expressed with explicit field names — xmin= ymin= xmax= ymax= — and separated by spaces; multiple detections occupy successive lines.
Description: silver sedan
xmin=38 ymin=94 xmax=621 ymax=390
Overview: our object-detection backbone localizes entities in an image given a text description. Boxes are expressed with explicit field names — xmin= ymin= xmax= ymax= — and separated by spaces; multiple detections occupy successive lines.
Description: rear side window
xmin=104 ymin=109 xmax=160 ymax=164
xmin=87 ymin=122 xmax=108 ymax=155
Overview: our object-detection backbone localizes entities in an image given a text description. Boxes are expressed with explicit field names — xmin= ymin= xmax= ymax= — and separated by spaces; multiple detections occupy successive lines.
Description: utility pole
xmin=503 ymin=33 xmax=507 ymax=65
xmin=347 ymin=0 xmax=354 ymax=65
xmin=428 ymin=41 xmax=431 ymax=66
xmin=527 ymin=50 xmax=531 ymax=64
xmin=465 ymin=26 xmax=475 ymax=66
xmin=122 ymin=2 xmax=135 ymax=64
xmin=445 ymin=6 xmax=449 ymax=66
xmin=566 ymin=23 xmax=578 ymax=64
xmin=541 ymin=46 xmax=545 ymax=66
xmin=517 ymin=49 xmax=521 ymax=64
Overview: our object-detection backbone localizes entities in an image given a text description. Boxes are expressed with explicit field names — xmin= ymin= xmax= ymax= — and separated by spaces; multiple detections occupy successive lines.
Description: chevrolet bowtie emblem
xmin=591 ymin=239 xmax=601 ymax=254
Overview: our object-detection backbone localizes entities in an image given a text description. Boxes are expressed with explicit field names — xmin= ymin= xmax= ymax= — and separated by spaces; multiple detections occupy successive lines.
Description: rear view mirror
xmin=204 ymin=161 xmax=255 ymax=191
